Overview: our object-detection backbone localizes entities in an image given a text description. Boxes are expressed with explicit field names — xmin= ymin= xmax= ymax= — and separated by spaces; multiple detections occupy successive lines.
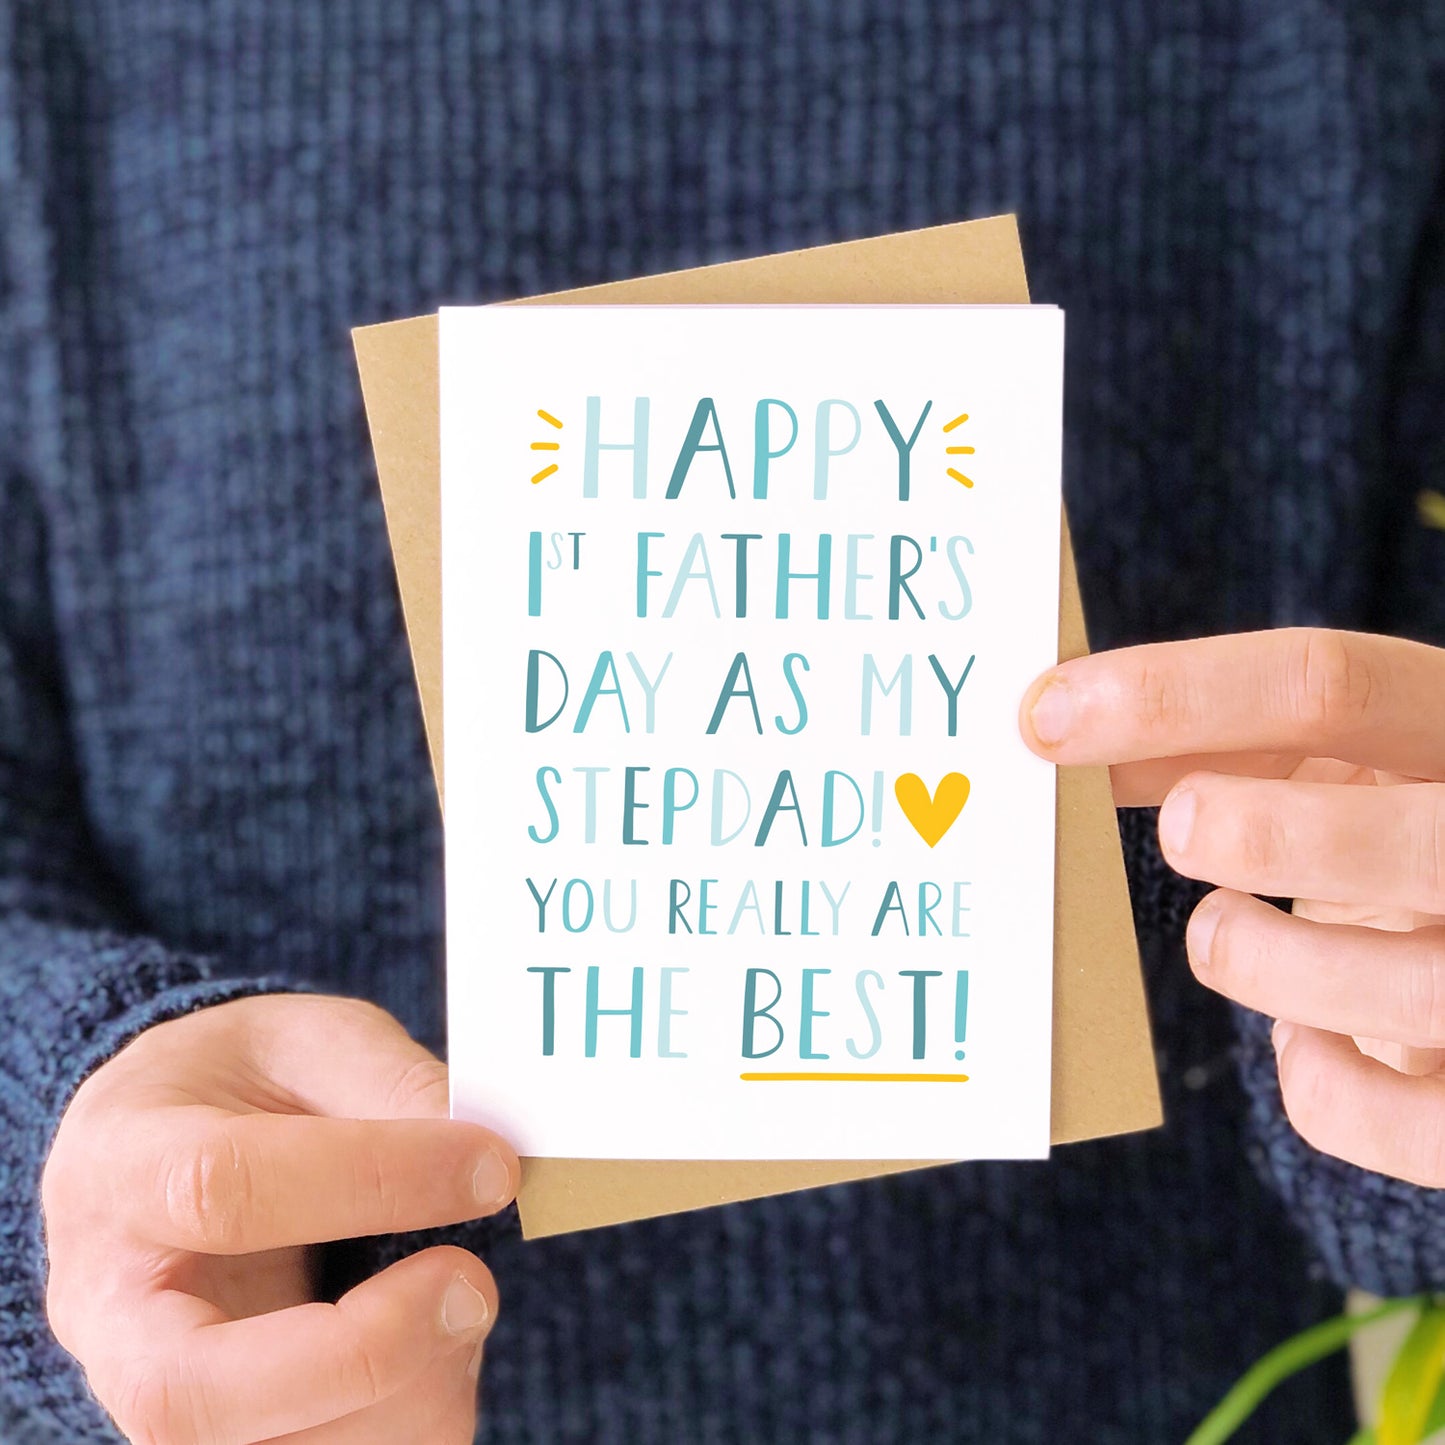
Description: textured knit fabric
xmin=2 ymin=3 xmax=1444 ymax=1442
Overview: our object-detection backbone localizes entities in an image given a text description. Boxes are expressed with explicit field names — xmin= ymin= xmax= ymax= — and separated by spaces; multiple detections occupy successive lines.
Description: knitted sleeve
xmin=0 ymin=28 xmax=296 ymax=1440
xmin=1232 ymin=161 xmax=1445 ymax=1298
xmin=0 ymin=475 xmax=301 ymax=1445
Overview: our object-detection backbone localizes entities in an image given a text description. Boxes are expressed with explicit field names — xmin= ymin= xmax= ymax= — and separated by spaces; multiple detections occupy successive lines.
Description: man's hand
xmin=1021 ymin=627 xmax=1445 ymax=1187
xmin=42 ymin=994 xmax=520 ymax=1444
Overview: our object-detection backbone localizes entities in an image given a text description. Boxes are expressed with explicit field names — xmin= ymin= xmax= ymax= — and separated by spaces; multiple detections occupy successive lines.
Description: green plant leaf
xmin=1185 ymin=1298 xmax=1423 ymax=1445
xmin=1424 ymin=1370 xmax=1445 ymax=1436
xmin=1417 ymin=1338 xmax=1445 ymax=1442
xmin=1379 ymin=1306 xmax=1445 ymax=1445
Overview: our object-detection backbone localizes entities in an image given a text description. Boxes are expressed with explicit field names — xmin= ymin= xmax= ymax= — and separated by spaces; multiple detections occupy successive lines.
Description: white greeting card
xmin=440 ymin=304 xmax=1063 ymax=1161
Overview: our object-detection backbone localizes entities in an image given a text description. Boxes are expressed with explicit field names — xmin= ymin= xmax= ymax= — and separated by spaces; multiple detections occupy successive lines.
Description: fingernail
xmin=1272 ymin=1019 xmax=1297 ymax=1053
xmin=471 ymin=1149 xmax=513 ymax=1208
xmin=1188 ymin=895 xmax=1223 ymax=970
xmin=1029 ymin=679 xmax=1074 ymax=746
xmin=443 ymin=1275 xmax=490 ymax=1337
xmin=1158 ymin=787 xmax=1197 ymax=858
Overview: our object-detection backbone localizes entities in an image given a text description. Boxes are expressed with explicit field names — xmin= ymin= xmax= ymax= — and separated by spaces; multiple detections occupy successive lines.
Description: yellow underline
xmin=739 ymin=1071 xmax=970 ymax=1083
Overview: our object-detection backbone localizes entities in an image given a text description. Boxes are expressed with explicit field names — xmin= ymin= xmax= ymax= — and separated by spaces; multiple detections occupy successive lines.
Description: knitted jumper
xmin=2 ymin=4 xmax=1444 ymax=1441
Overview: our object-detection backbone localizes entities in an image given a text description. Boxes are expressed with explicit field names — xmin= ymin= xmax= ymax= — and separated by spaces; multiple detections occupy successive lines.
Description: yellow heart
xmin=894 ymin=772 xmax=971 ymax=848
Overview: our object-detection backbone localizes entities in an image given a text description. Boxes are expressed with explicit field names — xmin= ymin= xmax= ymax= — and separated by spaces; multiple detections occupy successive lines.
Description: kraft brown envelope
xmin=353 ymin=213 xmax=1161 ymax=1240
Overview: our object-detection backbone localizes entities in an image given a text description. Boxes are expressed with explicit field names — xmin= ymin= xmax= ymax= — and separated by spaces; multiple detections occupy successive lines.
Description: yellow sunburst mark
xmin=943 ymin=413 xmax=974 ymax=486
xmin=530 ymin=409 xmax=565 ymax=481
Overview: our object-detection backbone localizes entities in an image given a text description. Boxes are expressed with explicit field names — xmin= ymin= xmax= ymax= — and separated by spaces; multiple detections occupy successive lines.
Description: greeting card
xmin=439 ymin=302 xmax=1064 ymax=1161
xmin=353 ymin=214 xmax=1160 ymax=1237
